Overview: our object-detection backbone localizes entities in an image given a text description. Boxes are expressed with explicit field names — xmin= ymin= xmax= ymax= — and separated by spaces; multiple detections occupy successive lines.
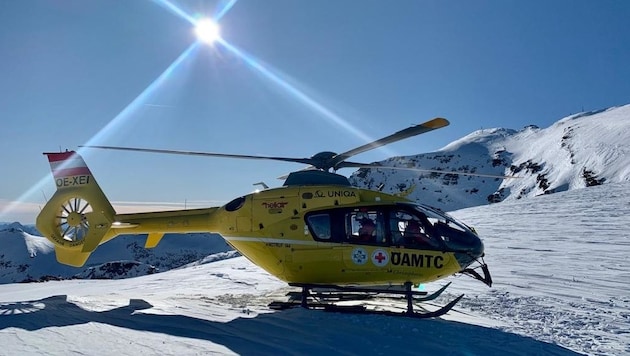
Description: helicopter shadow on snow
xmin=0 ymin=295 xmax=581 ymax=355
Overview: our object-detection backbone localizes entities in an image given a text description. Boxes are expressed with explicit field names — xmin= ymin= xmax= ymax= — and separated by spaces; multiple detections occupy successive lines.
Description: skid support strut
xmin=270 ymin=282 xmax=463 ymax=319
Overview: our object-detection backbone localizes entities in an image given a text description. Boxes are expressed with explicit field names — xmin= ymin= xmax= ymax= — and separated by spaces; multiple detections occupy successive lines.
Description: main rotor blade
xmin=80 ymin=145 xmax=313 ymax=165
xmin=339 ymin=162 xmax=521 ymax=179
xmin=331 ymin=118 xmax=449 ymax=168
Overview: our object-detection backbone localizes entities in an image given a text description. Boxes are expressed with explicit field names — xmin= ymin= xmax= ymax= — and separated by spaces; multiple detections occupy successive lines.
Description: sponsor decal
xmin=262 ymin=202 xmax=288 ymax=209
xmin=67 ymin=240 xmax=83 ymax=248
xmin=351 ymin=247 xmax=368 ymax=265
xmin=51 ymin=235 xmax=66 ymax=246
xmin=313 ymin=190 xmax=357 ymax=198
xmin=51 ymin=234 xmax=83 ymax=248
xmin=262 ymin=201 xmax=288 ymax=214
xmin=371 ymin=249 xmax=389 ymax=267
xmin=390 ymin=252 xmax=444 ymax=269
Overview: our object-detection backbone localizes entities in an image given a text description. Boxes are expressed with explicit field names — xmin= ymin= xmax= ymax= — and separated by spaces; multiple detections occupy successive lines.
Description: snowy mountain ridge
xmin=350 ymin=104 xmax=630 ymax=211
xmin=0 ymin=223 xmax=231 ymax=284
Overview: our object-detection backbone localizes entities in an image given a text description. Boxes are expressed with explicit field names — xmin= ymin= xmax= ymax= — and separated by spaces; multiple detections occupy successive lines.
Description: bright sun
xmin=195 ymin=18 xmax=220 ymax=44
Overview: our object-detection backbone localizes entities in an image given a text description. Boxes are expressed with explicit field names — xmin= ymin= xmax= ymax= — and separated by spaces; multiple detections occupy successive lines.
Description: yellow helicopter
xmin=36 ymin=117 xmax=494 ymax=318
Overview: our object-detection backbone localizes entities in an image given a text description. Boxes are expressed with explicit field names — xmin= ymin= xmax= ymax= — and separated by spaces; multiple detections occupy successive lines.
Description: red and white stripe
xmin=44 ymin=151 xmax=92 ymax=178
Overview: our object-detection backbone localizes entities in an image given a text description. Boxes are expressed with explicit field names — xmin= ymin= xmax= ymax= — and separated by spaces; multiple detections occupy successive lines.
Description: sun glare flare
xmin=195 ymin=18 xmax=220 ymax=44
xmin=217 ymin=39 xmax=379 ymax=150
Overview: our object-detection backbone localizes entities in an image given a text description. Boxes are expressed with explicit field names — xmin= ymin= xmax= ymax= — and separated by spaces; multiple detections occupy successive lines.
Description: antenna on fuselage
xmin=253 ymin=182 xmax=269 ymax=190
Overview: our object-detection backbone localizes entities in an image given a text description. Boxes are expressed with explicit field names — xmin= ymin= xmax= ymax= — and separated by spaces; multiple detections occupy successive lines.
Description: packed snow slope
xmin=350 ymin=104 xmax=630 ymax=212
xmin=1 ymin=182 xmax=629 ymax=355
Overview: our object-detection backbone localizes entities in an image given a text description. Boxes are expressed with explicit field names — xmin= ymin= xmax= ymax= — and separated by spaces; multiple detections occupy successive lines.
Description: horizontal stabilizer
xmin=145 ymin=233 xmax=165 ymax=248
xmin=54 ymin=246 xmax=92 ymax=267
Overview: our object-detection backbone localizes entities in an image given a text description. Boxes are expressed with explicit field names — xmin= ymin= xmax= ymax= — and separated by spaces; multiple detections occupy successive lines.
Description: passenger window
xmin=306 ymin=214 xmax=331 ymax=240
xmin=346 ymin=210 xmax=387 ymax=245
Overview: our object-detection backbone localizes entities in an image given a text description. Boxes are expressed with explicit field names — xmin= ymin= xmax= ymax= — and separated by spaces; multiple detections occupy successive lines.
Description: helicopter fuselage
xmin=104 ymin=183 xmax=484 ymax=286
xmin=36 ymin=117 xmax=491 ymax=289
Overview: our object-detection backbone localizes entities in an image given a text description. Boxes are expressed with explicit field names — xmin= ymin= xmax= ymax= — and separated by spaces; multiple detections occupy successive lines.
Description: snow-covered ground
xmin=1 ymin=182 xmax=628 ymax=355
xmin=449 ymin=182 xmax=630 ymax=356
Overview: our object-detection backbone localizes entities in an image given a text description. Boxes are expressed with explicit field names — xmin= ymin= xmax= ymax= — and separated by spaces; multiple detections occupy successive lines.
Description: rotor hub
xmin=310 ymin=151 xmax=338 ymax=171
xmin=66 ymin=211 xmax=83 ymax=227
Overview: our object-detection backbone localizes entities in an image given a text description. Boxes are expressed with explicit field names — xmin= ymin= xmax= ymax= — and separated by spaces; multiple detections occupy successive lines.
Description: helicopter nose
xmin=446 ymin=232 xmax=485 ymax=269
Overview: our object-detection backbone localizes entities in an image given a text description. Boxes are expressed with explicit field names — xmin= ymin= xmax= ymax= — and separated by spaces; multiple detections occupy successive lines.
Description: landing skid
xmin=268 ymin=282 xmax=463 ymax=319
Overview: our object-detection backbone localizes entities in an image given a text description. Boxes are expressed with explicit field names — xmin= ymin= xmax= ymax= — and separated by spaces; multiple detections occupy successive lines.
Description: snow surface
xmin=2 ymin=182 xmax=629 ymax=355
xmin=449 ymin=182 xmax=630 ymax=356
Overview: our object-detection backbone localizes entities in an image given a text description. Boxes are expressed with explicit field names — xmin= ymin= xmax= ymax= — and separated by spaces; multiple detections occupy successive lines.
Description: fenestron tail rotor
xmin=56 ymin=197 xmax=92 ymax=242
xmin=37 ymin=151 xmax=117 ymax=266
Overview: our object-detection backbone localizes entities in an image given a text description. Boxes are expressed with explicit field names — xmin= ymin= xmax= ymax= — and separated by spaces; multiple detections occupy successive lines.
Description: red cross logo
xmin=371 ymin=249 xmax=389 ymax=266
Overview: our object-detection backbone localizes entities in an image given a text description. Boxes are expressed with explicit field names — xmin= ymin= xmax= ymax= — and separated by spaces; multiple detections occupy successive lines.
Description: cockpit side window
xmin=389 ymin=208 xmax=444 ymax=249
xmin=410 ymin=204 xmax=480 ymax=250
xmin=389 ymin=210 xmax=413 ymax=246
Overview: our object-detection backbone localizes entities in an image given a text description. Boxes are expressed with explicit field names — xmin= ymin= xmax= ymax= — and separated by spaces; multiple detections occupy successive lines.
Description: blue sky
xmin=2 ymin=0 xmax=629 ymax=223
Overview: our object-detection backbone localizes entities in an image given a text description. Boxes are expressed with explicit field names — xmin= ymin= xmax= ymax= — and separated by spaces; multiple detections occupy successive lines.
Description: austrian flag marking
xmin=371 ymin=249 xmax=389 ymax=267
xmin=44 ymin=151 xmax=93 ymax=189
xmin=45 ymin=151 xmax=92 ymax=179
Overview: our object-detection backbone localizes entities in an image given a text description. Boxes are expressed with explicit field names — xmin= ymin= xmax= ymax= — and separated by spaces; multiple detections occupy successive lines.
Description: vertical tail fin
xmin=36 ymin=151 xmax=116 ymax=267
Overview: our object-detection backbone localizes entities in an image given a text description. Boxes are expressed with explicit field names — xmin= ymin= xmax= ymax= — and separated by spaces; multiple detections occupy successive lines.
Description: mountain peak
xmin=440 ymin=127 xmax=517 ymax=152
xmin=350 ymin=104 xmax=630 ymax=211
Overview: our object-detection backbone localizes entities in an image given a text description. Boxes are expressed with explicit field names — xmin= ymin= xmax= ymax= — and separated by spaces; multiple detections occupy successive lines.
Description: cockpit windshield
xmin=403 ymin=203 xmax=482 ymax=256
xmin=412 ymin=204 xmax=474 ymax=235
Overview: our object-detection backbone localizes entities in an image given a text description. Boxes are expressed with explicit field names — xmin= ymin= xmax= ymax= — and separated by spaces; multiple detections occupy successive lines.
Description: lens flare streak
xmin=217 ymin=39 xmax=378 ymax=148
xmin=151 ymin=0 xmax=196 ymax=24
xmin=214 ymin=0 xmax=238 ymax=21
xmin=84 ymin=42 xmax=199 ymax=149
